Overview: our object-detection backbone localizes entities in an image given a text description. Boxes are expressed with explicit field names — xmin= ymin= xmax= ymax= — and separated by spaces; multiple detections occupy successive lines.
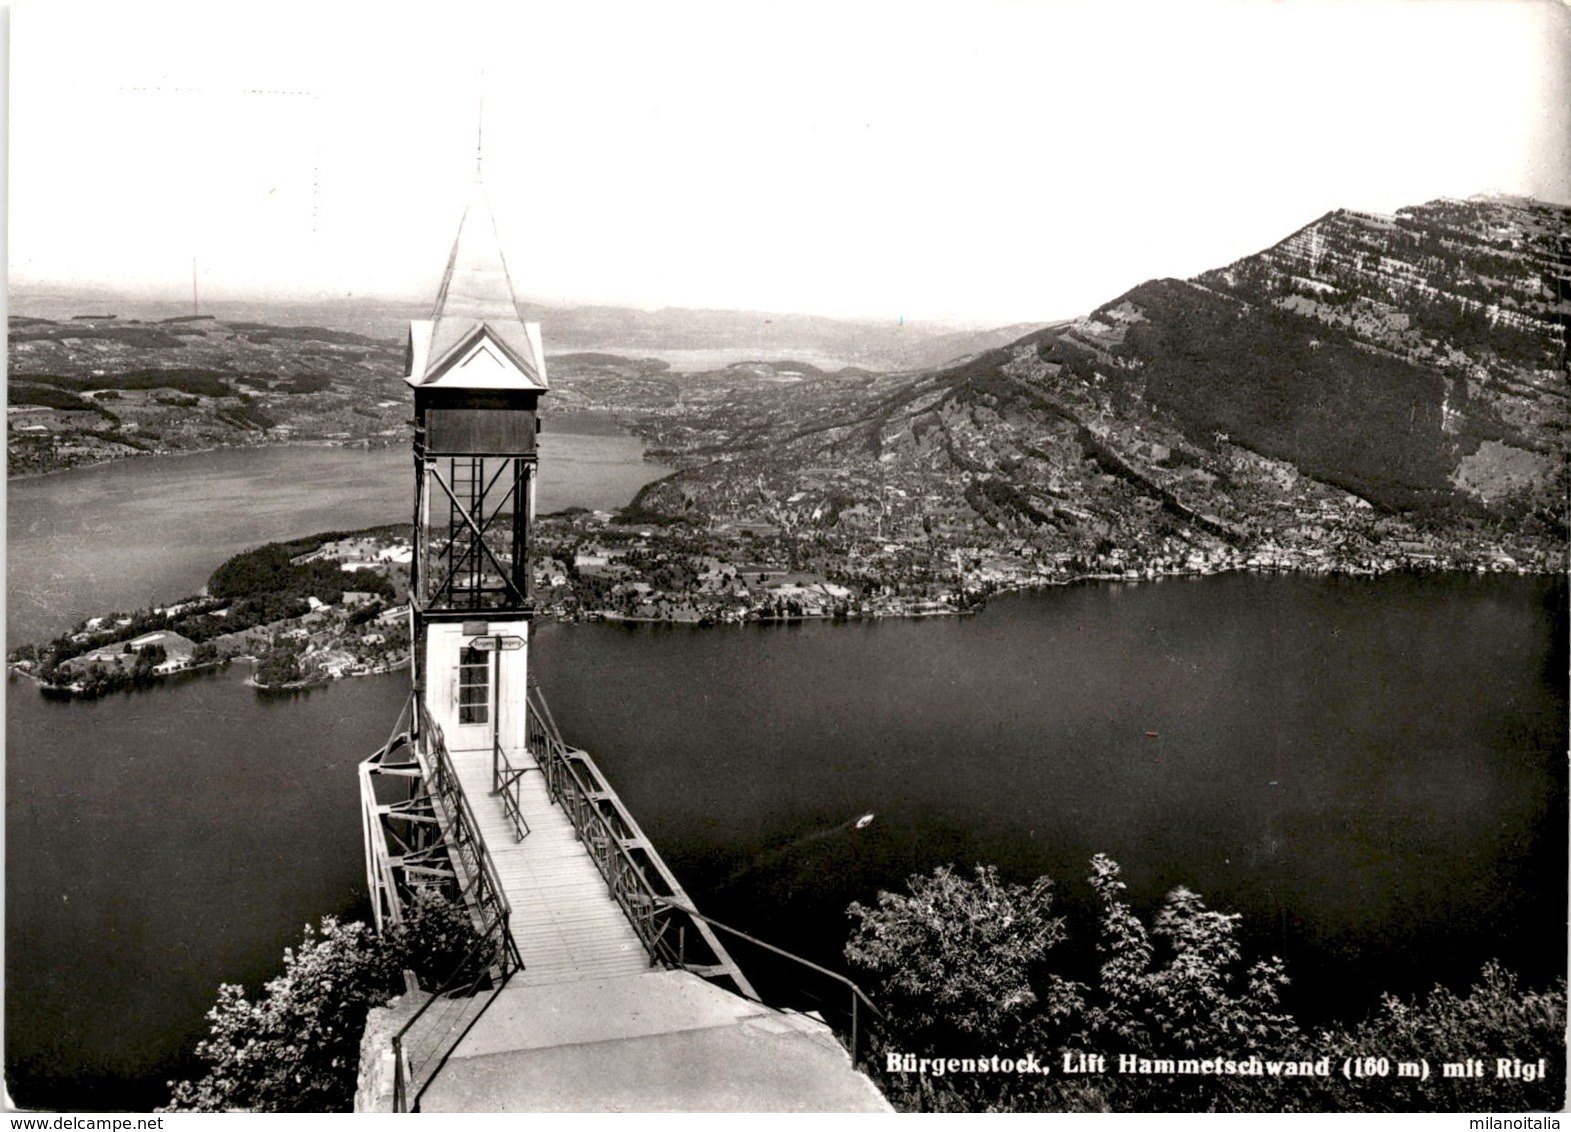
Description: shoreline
xmin=246 ymin=674 xmax=330 ymax=692
xmin=4 ymin=437 xmax=404 ymax=484
xmin=6 ymin=413 xmax=652 ymax=484
xmin=246 ymin=654 xmax=411 ymax=692
xmin=587 ymin=606 xmax=980 ymax=626
xmin=11 ymin=653 xmax=413 ymax=698
xmin=13 ymin=560 xmax=1556 ymax=701
xmin=8 ymin=656 xmax=233 ymax=696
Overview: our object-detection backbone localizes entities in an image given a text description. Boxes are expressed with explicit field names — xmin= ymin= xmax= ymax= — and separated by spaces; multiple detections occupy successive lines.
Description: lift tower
xmin=406 ymin=175 xmax=547 ymax=768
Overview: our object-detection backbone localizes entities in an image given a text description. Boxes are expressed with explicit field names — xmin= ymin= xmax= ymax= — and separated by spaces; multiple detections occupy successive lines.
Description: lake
xmin=4 ymin=445 xmax=1566 ymax=1111
xmin=6 ymin=665 xmax=409 ymax=1110
xmin=6 ymin=418 xmax=670 ymax=649
xmin=531 ymin=575 xmax=1567 ymax=1021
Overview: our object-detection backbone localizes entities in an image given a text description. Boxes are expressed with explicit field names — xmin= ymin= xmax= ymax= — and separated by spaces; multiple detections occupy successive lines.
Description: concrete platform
xmin=417 ymin=969 xmax=891 ymax=1112
xmin=377 ymin=747 xmax=890 ymax=1111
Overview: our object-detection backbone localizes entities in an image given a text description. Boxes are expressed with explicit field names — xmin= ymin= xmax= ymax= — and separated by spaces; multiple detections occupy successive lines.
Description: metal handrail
xmin=378 ymin=680 xmax=888 ymax=1109
xmin=525 ymin=685 xmax=887 ymax=1068
xmin=380 ymin=695 xmax=525 ymax=1111
xmin=360 ymin=735 xmax=415 ymax=933
xmin=526 ymin=696 xmax=671 ymax=933
xmin=491 ymin=737 xmax=531 ymax=842
xmin=417 ymin=700 xmax=518 ymax=957
xmin=544 ymin=739 xmax=678 ymax=956
xmin=525 ymin=684 xmax=755 ymax=998
xmin=392 ymin=914 xmax=516 ymax=1112
xmin=656 ymin=898 xmax=887 ymax=1068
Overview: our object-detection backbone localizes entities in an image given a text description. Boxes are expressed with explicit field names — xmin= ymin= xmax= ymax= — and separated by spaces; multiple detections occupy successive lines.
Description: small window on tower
xmin=458 ymin=646 xmax=490 ymax=725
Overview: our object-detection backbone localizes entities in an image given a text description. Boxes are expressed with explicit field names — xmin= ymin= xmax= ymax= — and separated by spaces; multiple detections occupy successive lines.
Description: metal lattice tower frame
xmin=414 ymin=450 xmax=535 ymax=613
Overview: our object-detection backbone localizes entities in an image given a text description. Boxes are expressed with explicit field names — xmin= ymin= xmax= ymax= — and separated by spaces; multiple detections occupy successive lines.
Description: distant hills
xmin=7 ymin=286 xmax=1048 ymax=375
xmin=6 ymin=286 xmax=1048 ymax=476
xmin=6 ymin=314 xmax=411 ymax=475
xmin=1114 ymin=197 xmax=1567 ymax=514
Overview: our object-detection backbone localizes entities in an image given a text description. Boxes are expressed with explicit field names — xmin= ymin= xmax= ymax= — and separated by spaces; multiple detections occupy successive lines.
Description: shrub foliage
xmin=848 ymin=856 xmax=1566 ymax=1113
xmin=163 ymin=894 xmax=486 ymax=1113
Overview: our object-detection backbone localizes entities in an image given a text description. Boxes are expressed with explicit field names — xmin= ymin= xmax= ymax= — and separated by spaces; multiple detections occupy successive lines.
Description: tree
xmin=846 ymin=864 xmax=1081 ymax=1054
xmin=1292 ymin=961 xmax=1567 ymax=1113
xmin=164 ymin=894 xmax=487 ymax=1113
xmin=846 ymin=857 xmax=1565 ymax=1113
xmin=254 ymin=640 xmax=308 ymax=687
xmin=848 ymin=857 xmax=1305 ymax=1112
xmin=847 ymin=864 xmax=1087 ymax=1112
xmin=1073 ymin=854 xmax=1300 ymax=1111
xmin=163 ymin=917 xmax=400 ymax=1113
xmin=1082 ymin=854 xmax=1297 ymax=1051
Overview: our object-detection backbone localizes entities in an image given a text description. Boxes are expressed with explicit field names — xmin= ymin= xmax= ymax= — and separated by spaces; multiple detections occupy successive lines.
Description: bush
xmin=1290 ymin=962 xmax=1567 ymax=1112
xmin=846 ymin=857 xmax=1563 ymax=1113
xmin=1070 ymin=854 xmax=1300 ymax=1111
xmin=848 ymin=864 xmax=1082 ymax=1055
xmin=163 ymin=894 xmax=488 ymax=1113
xmin=163 ymin=917 xmax=400 ymax=1113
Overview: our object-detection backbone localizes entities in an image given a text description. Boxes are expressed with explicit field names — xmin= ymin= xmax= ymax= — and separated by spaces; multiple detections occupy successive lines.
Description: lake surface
xmin=580 ymin=346 xmax=874 ymax=373
xmin=6 ymin=571 xmax=1564 ymax=1110
xmin=6 ymin=666 xmax=408 ymax=1110
xmin=532 ymin=575 xmax=1567 ymax=1016
xmin=6 ymin=423 xmax=671 ymax=649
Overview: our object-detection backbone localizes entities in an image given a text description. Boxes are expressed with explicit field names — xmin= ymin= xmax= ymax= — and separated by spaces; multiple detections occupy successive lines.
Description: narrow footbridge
xmin=358 ymin=688 xmax=890 ymax=1112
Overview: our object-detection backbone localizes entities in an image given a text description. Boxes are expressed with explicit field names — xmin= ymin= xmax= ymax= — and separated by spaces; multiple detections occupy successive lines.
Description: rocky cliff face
xmin=631 ymin=196 xmax=1568 ymax=572
xmin=1181 ymin=197 xmax=1568 ymax=510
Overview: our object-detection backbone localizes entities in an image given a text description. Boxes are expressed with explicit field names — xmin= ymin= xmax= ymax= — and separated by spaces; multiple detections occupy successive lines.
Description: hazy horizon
xmin=5 ymin=278 xmax=1055 ymax=337
xmin=14 ymin=188 xmax=1563 ymax=336
xmin=11 ymin=1 xmax=1570 ymax=326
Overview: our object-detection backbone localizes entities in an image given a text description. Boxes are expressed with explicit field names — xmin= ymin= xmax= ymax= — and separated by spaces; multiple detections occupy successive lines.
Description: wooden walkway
xmin=362 ymin=740 xmax=892 ymax=1112
xmin=447 ymin=749 xmax=650 ymax=986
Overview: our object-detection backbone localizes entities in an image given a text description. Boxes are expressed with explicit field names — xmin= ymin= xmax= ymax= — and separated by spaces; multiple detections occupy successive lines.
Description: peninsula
xmin=9 ymin=527 xmax=411 ymax=696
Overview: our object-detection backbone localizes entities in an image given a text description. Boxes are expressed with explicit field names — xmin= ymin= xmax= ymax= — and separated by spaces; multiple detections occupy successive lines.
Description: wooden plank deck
xmin=365 ymin=744 xmax=892 ymax=1113
xmin=447 ymin=749 xmax=651 ymax=987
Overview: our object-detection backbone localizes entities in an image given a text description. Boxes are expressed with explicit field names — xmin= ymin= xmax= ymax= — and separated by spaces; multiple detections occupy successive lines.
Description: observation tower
xmin=356 ymin=163 xmax=890 ymax=1112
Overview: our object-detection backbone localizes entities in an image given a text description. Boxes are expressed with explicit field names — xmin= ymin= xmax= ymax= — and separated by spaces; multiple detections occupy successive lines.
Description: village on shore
xmin=10 ymin=490 xmax=1550 ymax=700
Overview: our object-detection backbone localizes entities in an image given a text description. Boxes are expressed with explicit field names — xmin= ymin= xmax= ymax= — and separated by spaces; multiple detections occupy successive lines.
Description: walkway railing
xmin=525 ymin=684 xmax=891 ymax=1073
xmin=657 ymin=900 xmax=889 ymax=1071
xmin=491 ymin=736 xmax=532 ymax=843
xmin=381 ymin=695 xmax=524 ymax=1112
xmin=392 ymin=913 xmax=516 ymax=1113
xmin=359 ymin=695 xmax=420 ymax=933
xmin=371 ymin=682 xmax=889 ymax=1108
xmin=416 ymin=699 xmax=520 ymax=959
xmin=526 ymin=684 xmax=757 ymax=1000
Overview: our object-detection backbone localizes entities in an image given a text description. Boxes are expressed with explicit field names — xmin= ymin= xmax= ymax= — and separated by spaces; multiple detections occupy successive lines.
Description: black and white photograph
xmin=5 ymin=0 xmax=1568 ymax=1116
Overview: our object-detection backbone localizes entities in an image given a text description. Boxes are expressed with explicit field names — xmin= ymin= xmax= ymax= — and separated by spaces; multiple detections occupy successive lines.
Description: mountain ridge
xmin=625 ymin=195 xmax=1568 ymax=578
xmin=9 ymin=195 xmax=1567 ymax=578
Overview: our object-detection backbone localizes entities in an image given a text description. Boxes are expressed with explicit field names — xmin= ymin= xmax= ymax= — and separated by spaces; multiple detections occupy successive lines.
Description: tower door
xmin=421 ymin=621 xmax=528 ymax=757
xmin=453 ymin=644 xmax=495 ymax=753
xmin=423 ymin=623 xmax=496 ymax=754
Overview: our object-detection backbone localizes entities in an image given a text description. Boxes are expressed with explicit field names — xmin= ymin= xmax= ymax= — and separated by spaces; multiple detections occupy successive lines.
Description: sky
xmin=8 ymin=0 xmax=1570 ymax=325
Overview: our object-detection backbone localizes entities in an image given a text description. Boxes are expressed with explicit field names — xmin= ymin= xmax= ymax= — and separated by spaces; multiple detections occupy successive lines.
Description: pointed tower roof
xmin=406 ymin=176 xmax=548 ymax=390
